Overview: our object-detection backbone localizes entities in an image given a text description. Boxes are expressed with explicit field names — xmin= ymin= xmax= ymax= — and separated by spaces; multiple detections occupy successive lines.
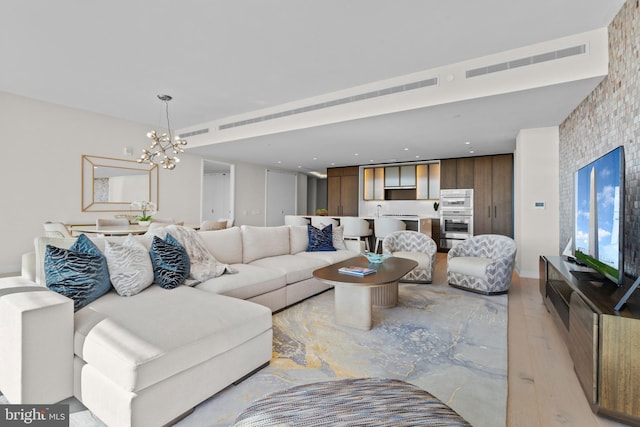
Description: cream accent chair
xmin=310 ymin=216 xmax=339 ymax=229
xmin=96 ymin=218 xmax=129 ymax=227
xmin=284 ymin=215 xmax=310 ymax=226
xmin=447 ymin=234 xmax=517 ymax=295
xmin=373 ymin=217 xmax=406 ymax=253
xmin=43 ymin=222 xmax=73 ymax=238
xmin=382 ymin=231 xmax=437 ymax=283
xmin=342 ymin=217 xmax=373 ymax=251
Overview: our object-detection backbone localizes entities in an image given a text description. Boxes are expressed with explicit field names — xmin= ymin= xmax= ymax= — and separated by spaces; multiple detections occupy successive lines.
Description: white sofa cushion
xmin=296 ymin=249 xmax=359 ymax=265
xmin=289 ymin=225 xmax=309 ymax=254
xmin=74 ymin=286 xmax=271 ymax=393
xmin=195 ymin=263 xmax=286 ymax=300
xmin=241 ymin=225 xmax=290 ymax=263
xmin=250 ymin=254 xmax=328 ymax=284
xmin=447 ymin=256 xmax=491 ymax=278
xmin=197 ymin=227 xmax=244 ymax=265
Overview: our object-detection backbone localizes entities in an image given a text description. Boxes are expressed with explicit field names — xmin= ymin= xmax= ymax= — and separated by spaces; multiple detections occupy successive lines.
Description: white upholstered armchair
xmin=382 ymin=231 xmax=437 ymax=283
xmin=446 ymin=234 xmax=516 ymax=295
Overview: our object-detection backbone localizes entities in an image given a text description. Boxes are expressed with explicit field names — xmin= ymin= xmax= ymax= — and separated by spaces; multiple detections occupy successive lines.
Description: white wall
xmin=514 ymin=127 xmax=560 ymax=278
xmin=0 ymin=91 xmax=202 ymax=273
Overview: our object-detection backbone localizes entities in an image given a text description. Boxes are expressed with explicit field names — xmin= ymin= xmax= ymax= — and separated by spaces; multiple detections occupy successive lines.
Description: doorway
xmin=265 ymin=169 xmax=296 ymax=226
xmin=201 ymin=159 xmax=234 ymax=224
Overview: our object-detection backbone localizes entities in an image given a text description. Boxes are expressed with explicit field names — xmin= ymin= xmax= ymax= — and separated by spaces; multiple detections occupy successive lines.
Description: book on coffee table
xmin=338 ymin=266 xmax=376 ymax=276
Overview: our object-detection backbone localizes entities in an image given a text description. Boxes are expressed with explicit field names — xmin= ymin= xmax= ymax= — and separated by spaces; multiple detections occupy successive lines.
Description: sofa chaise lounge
xmin=0 ymin=224 xmax=362 ymax=427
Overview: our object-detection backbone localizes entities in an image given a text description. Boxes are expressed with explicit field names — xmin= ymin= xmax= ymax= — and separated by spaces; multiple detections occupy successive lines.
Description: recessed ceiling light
xmin=331 ymin=162 xmax=335 ymax=166
xmin=465 ymin=141 xmax=471 ymax=145
xmin=313 ymin=157 xmax=318 ymax=161
xmin=404 ymin=148 xmax=409 ymax=151
xmin=354 ymin=153 xmax=359 ymax=156
xmin=277 ymin=161 xmax=282 ymax=164
xmin=469 ymin=150 xmax=475 ymax=154
xmin=415 ymin=155 xmax=420 ymax=159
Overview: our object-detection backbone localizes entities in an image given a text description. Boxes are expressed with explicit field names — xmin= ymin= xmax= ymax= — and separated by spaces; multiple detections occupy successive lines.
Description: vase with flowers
xmin=131 ymin=201 xmax=156 ymax=226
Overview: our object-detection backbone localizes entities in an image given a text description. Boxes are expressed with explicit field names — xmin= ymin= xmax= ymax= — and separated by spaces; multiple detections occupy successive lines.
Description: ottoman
xmin=233 ymin=377 xmax=470 ymax=426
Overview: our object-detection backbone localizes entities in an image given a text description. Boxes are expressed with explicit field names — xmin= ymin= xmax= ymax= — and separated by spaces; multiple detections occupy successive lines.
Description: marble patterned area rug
xmin=0 ymin=281 xmax=507 ymax=427
xmin=179 ymin=282 xmax=507 ymax=427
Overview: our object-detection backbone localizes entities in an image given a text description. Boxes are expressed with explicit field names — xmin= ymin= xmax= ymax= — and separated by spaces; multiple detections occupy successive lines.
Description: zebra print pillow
xmin=104 ymin=235 xmax=154 ymax=296
xmin=44 ymin=234 xmax=112 ymax=311
xmin=307 ymin=224 xmax=336 ymax=252
xmin=149 ymin=234 xmax=190 ymax=289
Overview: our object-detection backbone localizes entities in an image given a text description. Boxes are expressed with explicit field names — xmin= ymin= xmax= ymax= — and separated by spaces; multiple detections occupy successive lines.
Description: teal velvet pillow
xmin=44 ymin=234 xmax=112 ymax=311
xmin=307 ymin=224 xmax=336 ymax=252
xmin=149 ymin=233 xmax=190 ymax=289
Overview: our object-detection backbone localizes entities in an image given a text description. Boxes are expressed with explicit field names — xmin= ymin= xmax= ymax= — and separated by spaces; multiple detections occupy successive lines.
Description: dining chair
xmin=151 ymin=218 xmax=176 ymax=224
xmin=43 ymin=221 xmax=73 ymax=238
xmin=200 ymin=220 xmax=229 ymax=231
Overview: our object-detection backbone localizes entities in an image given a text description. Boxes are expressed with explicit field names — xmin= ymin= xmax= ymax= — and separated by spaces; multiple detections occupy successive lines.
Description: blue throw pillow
xmin=149 ymin=233 xmax=190 ymax=289
xmin=44 ymin=234 xmax=112 ymax=311
xmin=307 ymin=224 xmax=336 ymax=252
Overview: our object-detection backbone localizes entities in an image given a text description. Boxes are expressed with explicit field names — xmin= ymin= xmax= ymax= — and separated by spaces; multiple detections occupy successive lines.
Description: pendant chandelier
xmin=138 ymin=94 xmax=187 ymax=170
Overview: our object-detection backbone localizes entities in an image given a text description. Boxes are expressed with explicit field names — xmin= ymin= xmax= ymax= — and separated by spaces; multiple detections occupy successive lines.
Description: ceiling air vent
xmin=465 ymin=44 xmax=586 ymax=79
xmin=219 ymin=77 xmax=439 ymax=130
xmin=179 ymin=128 xmax=209 ymax=138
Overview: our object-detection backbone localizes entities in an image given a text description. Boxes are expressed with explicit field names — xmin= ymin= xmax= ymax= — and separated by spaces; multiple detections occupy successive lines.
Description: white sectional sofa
xmin=0 ymin=224 xmax=361 ymax=427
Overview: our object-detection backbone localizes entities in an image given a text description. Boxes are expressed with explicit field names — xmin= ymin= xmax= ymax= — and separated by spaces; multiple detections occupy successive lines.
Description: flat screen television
xmin=573 ymin=146 xmax=625 ymax=285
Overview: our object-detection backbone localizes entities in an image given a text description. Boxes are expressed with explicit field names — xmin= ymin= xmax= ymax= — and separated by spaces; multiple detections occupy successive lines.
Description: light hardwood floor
xmin=507 ymin=270 xmax=627 ymax=426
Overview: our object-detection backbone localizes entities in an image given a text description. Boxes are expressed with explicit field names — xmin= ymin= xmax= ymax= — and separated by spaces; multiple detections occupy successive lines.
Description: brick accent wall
xmin=559 ymin=0 xmax=640 ymax=277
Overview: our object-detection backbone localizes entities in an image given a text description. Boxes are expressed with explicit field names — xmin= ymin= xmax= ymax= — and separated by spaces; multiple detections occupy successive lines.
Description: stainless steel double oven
xmin=440 ymin=189 xmax=474 ymax=249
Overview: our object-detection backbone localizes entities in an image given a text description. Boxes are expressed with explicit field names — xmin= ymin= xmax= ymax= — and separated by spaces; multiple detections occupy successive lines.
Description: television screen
xmin=574 ymin=146 xmax=624 ymax=285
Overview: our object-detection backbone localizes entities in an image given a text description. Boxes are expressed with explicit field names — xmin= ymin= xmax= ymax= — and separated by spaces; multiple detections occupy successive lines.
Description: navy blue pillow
xmin=149 ymin=233 xmax=190 ymax=289
xmin=44 ymin=234 xmax=112 ymax=311
xmin=307 ymin=224 xmax=336 ymax=252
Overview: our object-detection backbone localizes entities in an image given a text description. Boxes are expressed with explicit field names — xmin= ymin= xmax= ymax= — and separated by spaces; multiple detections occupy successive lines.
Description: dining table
xmin=72 ymin=225 xmax=149 ymax=236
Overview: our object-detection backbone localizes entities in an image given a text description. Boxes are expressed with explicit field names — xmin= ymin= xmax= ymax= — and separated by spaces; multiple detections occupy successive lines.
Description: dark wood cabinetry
xmin=440 ymin=158 xmax=474 ymax=189
xmin=441 ymin=154 xmax=513 ymax=237
xmin=540 ymin=256 xmax=640 ymax=425
xmin=473 ymin=154 xmax=513 ymax=236
xmin=327 ymin=166 xmax=358 ymax=216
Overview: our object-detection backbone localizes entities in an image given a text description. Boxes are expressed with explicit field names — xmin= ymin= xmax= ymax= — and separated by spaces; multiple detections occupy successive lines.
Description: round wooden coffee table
xmin=313 ymin=256 xmax=417 ymax=330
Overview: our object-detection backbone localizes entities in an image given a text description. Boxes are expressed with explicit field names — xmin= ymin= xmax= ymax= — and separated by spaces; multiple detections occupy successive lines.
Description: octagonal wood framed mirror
xmin=82 ymin=155 xmax=159 ymax=212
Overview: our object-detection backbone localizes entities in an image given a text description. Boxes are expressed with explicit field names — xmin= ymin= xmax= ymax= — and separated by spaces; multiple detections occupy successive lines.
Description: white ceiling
xmin=0 ymin=0 xmax=625 ymax=173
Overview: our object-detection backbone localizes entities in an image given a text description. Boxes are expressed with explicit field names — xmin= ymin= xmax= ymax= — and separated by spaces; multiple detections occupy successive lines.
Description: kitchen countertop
xmin=359 ymin=215 xmax=440 ymax=220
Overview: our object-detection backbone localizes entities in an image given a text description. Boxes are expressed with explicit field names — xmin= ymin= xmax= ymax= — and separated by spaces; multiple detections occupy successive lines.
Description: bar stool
xmin=373 ymin=217 xmax=406 ymax=253
xmin=342 ymin=218 xmax=373 ymax=250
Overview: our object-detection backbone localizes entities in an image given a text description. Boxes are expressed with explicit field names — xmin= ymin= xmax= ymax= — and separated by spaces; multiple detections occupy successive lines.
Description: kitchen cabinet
xmin=473 ymin=154 xmax=513 ymax=236
xmin=416 ymin=163 xmax=440 ymax=200
xmin=327 ymin=166 xmax=359 ymax=216
xmin=363 ymin=167 xmax=384 ymax=201
xmin=383 ymin=165 xmax=416 ymax=188
xmin=440 ymin=158 xmax=474 ymax=189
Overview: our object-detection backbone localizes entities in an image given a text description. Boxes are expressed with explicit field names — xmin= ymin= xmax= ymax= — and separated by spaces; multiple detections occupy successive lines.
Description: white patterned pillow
xmin=332 ymin=225 xmax=347 ymax=250
xmin=104 ymin=235 xmax=154 ymax=296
